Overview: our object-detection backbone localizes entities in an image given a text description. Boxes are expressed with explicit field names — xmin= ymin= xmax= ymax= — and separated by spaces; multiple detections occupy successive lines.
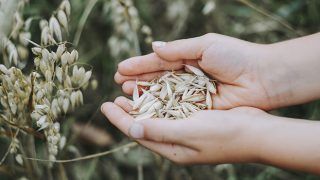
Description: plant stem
xmin=73 ymin=0 xmax=98 ymax=47
xmin=0 ymin=129 xmax=19 ymax=165
xmin=24 ymin=142 xmax=137 ymax=163
xmin=19 ymin=138 xmax=34 ymax=179
xmin=24 ymin=134 xmax=41 ymax=179
xmin=236 ymin=0 xmax=302 ymax=36
xmin=137 ymin=147 xmax=144 ymax=180
xmin=58 ymin=164 xmax=68 ymax=180
xmin=120 ymin=0 xmax=142 ymax=56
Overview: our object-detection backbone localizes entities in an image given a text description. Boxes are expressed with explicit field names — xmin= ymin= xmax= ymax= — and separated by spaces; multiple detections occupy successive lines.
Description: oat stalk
xmin=23 ymin=142 xmax=137 ymax=163
xmin=237 ymin=0 xmax=301 ymax=36
xmin=73 ymin=0 xmax=98 ymax=47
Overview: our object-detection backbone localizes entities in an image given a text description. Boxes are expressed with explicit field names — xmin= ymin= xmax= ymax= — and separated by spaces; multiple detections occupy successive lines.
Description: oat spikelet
xmin=130 ymin=65 xmax=217 ymax=121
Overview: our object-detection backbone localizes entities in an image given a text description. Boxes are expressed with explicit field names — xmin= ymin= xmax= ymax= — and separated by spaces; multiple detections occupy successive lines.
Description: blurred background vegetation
xmin=1 ymin=0 xmax=320 ymax=179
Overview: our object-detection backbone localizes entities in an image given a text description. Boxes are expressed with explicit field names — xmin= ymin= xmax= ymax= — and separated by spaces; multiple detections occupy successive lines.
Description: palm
xmin=115 ymin=33 xmax=272 ymax=110
xmin=214 ymin=81 xmax=270 ymax=110
xmin=197 ymin=44 xmax=271 ymax=109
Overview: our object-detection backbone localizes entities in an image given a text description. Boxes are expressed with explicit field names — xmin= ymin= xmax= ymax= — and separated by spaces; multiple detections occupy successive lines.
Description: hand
xmin=101 ymin=96 xmax=266 ymax=164
xmin=101 ymin=97 xmax=320 ymax=173
xmin=115 ymin=33 xmax=282 ymax=110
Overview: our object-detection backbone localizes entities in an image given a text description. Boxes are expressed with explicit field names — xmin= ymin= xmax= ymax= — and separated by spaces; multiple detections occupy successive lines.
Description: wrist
xmin=256 ymin=44 xmax=298 ymax=109
xmin=249 ymin=114 xmax=304 ymax=166
xmin=252 ymin=116 xmax=320 ymax=173
xmin=248 ymin=113 xmax=280 ymax=164
xmin=258 ymin=34 xmax=320 ymax=108
xmin=241 ymin=113 xmax=271 ymax=163
xmin=225 ymin=108 xmax=270 ymax=163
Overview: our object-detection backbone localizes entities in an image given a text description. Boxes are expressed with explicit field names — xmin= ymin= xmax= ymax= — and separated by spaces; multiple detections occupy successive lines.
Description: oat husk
xmin=130 ymin=65 xmax=217 ymax=121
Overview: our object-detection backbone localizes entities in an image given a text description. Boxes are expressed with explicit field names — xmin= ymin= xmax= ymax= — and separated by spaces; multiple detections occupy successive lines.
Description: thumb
xmin=152 ymin=34 xmax=214 ymax=61
xmin=128 ymin=119 xmax=186 ymax=144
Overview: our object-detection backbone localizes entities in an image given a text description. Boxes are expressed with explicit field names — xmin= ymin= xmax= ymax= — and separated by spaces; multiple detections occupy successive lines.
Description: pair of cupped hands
xmin=101 ymin=33 xmax=306 ymax=165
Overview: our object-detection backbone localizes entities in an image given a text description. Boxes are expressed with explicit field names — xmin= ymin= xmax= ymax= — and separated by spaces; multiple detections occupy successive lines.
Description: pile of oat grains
xmin=130 ymin=65 xmax=216 ymax=121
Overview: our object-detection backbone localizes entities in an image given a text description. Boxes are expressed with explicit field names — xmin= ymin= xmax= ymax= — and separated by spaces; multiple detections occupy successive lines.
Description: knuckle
xmin=157 ymin=59 xmax=165 ymax=70
xmin=154 ymin=134 xmax=168 ymax=143
xmin=199 ymin=51 xmax=212 ymax=72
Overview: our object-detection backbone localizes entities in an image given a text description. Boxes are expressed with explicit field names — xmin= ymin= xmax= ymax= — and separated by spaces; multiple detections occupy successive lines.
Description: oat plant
xmin=0 ymin=0 xmax=91 ymax=178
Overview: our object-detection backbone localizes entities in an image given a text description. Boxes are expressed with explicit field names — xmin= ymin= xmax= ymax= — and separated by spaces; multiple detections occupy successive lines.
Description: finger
xmin=113 ymin=96 xmax=199 ymax=160
xmin=115 ymin=68 xmax=188 ymax=85
xmin=102 ymin=101 xmax=197 ymax=162
xmin=128 ymin=118 xmax=191 ymax=145
xmin=114 ymin=71 xmax=166 ymax=85
xmin=101 ymin=102 xmax=186 ymax=144
xmin=122 ymin=81 xmax=136 ymax=95
xmin=118 ymin=53 xmax=199 ymax=76
xmin=101 ymin=101 xmax=198 ymax=163
xmin=118 ymin=53 xmax=183 ymax=76
xmin=152 ymin=34 xmax=214 ymax=61
xmin=114 ymin=96 xmax=133 ymax=112
xmin=101 ymin=102 xmax=133 ymax=135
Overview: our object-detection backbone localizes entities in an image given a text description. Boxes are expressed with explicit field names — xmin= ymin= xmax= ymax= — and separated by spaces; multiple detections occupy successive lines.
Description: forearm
xmin=253 ymin=115 xmax=320 ymax=174
xmin=261 ymin=33 xmax=320 ymax=108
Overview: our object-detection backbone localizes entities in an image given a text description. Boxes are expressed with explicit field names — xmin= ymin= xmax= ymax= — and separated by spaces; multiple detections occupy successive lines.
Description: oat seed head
xmin=0 ymin=0 xmax=92 ymax=163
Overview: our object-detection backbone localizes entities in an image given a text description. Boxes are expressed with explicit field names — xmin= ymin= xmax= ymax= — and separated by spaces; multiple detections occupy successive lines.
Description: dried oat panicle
xmin=30 ymin=0 xmax=91 ymax=162
xmin=106 ymin=0 xmax=152 ymax=58
xmin=0 ymin=0 xmax=91 ymax=164
xmin=0 ymin=0 xmax=31 ymax=68
xmin=130 ymin=65 xmax=217 ymax=121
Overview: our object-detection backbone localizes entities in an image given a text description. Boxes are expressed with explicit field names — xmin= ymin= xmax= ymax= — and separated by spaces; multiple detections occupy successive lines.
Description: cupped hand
xmin=115 ymin=33 xmax=281 ymax=110
xmin=101 ymin=96 xmax=268 ymax=164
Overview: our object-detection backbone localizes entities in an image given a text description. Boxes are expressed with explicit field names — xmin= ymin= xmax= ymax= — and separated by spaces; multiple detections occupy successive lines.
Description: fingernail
xmin=129 ymin=123 xmax=144 ymax=139
xmin=100 ymin=102 xmax=109 ymax=114
xmin=100 ymin=103 xmax=106 ymax=113
xmin=152 ymin=41 xmax=166 ymax=48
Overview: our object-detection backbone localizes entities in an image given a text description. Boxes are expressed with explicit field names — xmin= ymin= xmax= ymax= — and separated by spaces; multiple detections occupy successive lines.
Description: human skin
xmin=101 ymin=98 xmax=320 ymax=174
xmin=102 ymin=33 xmax=320 ymax=174
xmin=114 ymin=33 xmax=320 ymax=110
